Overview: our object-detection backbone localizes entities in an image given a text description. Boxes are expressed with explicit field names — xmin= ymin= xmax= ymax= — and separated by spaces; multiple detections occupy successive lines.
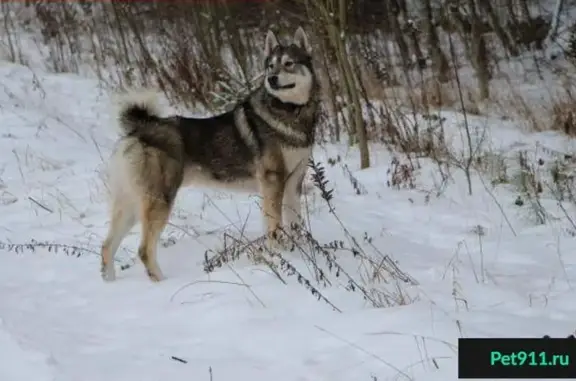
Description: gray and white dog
xmin=100 ymin=27 xmax=320 ymax=282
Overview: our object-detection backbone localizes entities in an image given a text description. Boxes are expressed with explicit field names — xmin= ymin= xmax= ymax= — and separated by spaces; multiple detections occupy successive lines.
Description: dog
xmin=100 ymin=27 xmax=320 ymax=282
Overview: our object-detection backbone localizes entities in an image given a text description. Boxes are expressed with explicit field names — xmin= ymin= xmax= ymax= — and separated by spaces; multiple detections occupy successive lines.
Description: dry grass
xmin=2 ymin=2 xmax=576 ymax=307
xmin=202 ymin=159 xmax=420 ymax=310
xmin=2 ymin=2 xmax=575 ymax=143
xmin=550 ymin=97 xmax=576 ymax=137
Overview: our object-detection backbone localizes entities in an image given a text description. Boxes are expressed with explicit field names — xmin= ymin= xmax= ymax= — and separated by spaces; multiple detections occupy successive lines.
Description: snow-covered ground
xmin=1 ymin=52 xmax=576 ymax=380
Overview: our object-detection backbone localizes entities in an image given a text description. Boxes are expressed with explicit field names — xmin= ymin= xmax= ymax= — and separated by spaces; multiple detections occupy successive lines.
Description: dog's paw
xmin=265 ymin=230 xmax=291 ymax=252
xmin=283 ymin=222 xmax=309 ymax=247
xmin=146 ymin=269 xmax=165 ymax=283
xmin=265 ymin=224 xmax=311 ymax=252
xmin=101 ymin=267 xmax=116 ymax=282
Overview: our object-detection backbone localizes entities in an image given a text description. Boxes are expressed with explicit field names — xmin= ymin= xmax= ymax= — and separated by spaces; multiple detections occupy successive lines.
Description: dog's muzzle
xmin=267 ymin=75 xmax=295 ymax=90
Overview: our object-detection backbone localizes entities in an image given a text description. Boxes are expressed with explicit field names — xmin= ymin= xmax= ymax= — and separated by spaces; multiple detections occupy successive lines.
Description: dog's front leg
xmin=258 ymin=169 xmax=285 ymax=250
xmin=283 ymin=164 xmax=307 ymax=232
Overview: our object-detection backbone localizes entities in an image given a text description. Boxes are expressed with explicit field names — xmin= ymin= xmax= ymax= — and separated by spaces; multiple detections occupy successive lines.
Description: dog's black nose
xmin=268 ymin=75 xmax=279 ymax=88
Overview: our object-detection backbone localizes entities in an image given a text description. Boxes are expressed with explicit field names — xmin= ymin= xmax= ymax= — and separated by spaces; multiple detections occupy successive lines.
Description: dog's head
xmin=263 ymin=27 xmax=314 ymax=105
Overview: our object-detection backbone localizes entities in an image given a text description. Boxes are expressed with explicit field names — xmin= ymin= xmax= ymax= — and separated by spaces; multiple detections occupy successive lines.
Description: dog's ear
xmin=293 ymin=27 xmax=311 ymax=54
xmin=264 ymin=30 xmax=279 ymax=57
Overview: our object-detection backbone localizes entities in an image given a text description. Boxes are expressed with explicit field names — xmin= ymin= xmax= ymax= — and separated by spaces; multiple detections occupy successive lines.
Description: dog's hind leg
xmin=136 ymin=151 xmax=183 ymax=282
xmin=101 ymin=197 xmax=136 ymax=282
xmin=137 ymin=196 xmax=174 ymax=282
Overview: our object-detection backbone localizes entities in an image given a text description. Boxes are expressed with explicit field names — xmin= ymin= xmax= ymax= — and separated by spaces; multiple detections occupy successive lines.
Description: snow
xmin=1 ymin=56 xmax=576 ymax=380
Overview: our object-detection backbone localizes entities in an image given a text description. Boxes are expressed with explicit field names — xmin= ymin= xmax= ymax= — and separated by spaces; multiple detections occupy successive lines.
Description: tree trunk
xmin=387 ymin=1 xmax=412 ymax=72
xmin=307 ymin=0 xmax=370 ymax=169
xmin=422 ymin=0 xmax=450 ymax=83
xmin=544 ymin=0 xmax=565 ymax=49
xmin=477 ymin=0 xmax=519 ymax=57
xmin=316 ymin=36 xmax=341 ymax=143
xmin=467 ymin=0 xmax=491 ymax=99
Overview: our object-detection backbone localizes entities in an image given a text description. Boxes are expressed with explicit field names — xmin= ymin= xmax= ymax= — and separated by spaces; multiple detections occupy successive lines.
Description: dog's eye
xmin=284 ymin=61 xmax=294 ymax=68
xmin=267 ymin=63 xmax=274 ymax=70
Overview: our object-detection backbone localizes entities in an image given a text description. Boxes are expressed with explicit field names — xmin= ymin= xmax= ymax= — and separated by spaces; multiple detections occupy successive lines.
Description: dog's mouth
xmin=271 ymin=83 xmax=296 ymax=90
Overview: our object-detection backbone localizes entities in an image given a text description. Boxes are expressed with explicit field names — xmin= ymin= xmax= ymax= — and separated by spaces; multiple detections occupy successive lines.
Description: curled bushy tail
xmin=114 ymin=89 xmax=163 ymax=135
